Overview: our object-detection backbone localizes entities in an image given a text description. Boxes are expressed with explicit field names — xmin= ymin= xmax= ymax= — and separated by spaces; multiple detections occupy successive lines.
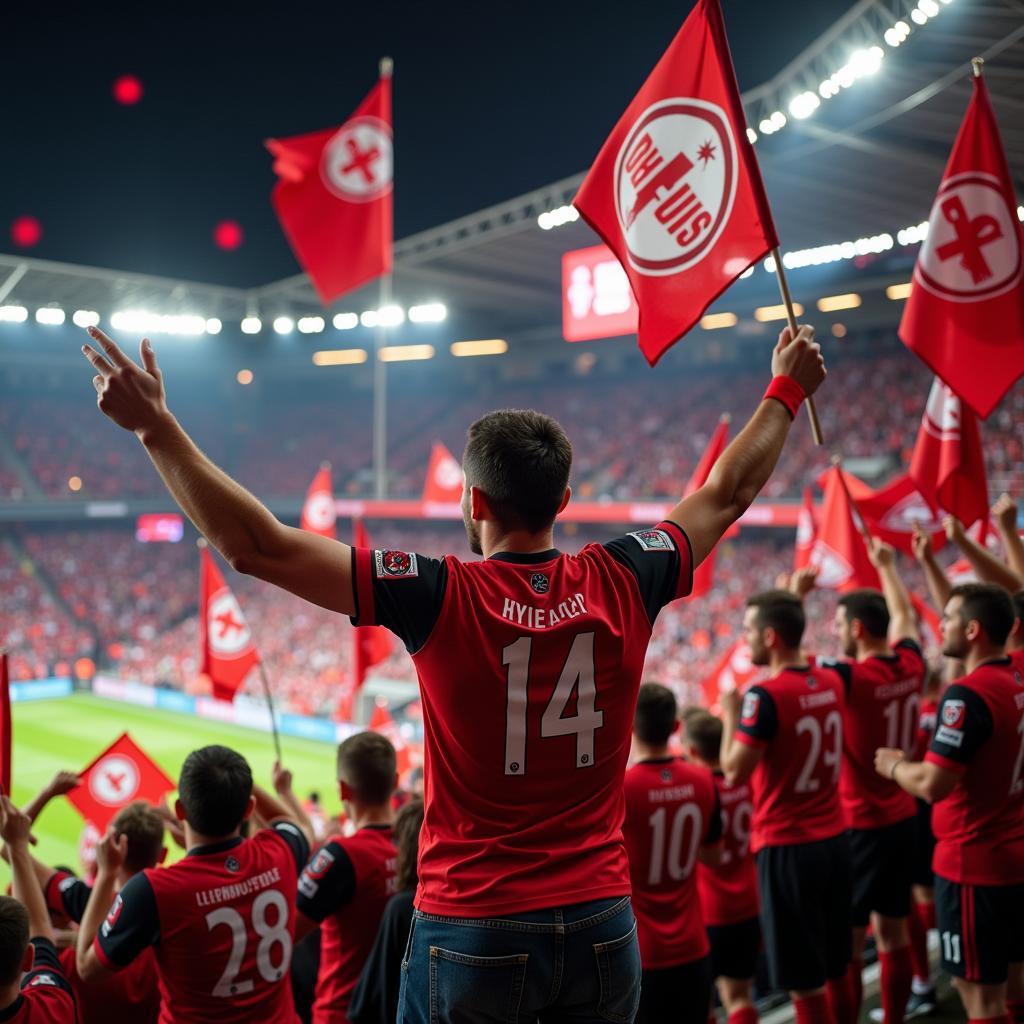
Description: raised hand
xmin=272 ymin=761 xmax=294 ymax=796
xmin=0 ymin=796 xmax=35 ymax=849
xmin=868 ymin=537 xmax=896 ymax=569
xmin=46 ymin=771 xmax=82 ymax=798
xmin=95 ymin=829 xmax=129 ymax=878
xmin=943 ymin=515 xmax=966 ymax=546
xmin=911 ymin=522 xmax=933 ymax=563
xmin=789 ymin=565 xmax=819 ymax=598
xmin=993 ymin=493 xmax=1018 ymax=534
xmin=80 ymin=327 xmax=169 ymax=436
xmin=771 ymin=325 xmax=826 ymax=398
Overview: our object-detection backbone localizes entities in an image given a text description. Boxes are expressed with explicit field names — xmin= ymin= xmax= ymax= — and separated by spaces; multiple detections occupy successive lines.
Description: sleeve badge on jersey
xmin=941 ymin=699 xmax=966 ymax=729
xmin=628 ymin=529 xmax=675 ymax=553
xmin=58 ymin=876 xmax=77 ymax=894
xmin=741 ymin=692 xmax=760 ymax=726
xmin=305 ymin=847 xmax=336 ymax=881
xmin=934 ymin=725 xmax=964 ymax=748
xmin=27 ymin=974 xmax=58 ymax=988
xmin=375 ymin=550 xmax=419 ymax=579
xmin=101 ymin=894 xmax=123 ymax=937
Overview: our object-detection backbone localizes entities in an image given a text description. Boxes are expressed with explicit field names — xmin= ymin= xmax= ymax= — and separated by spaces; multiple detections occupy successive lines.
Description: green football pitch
xmin=4 ymin=694 xmax=342 ymax=877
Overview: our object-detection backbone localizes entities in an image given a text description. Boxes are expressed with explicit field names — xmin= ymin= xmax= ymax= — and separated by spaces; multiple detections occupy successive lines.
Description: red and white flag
xmin=909 ymin=377 xmax=989 ymax=529
xmin=810 ymin=467 xmax=880 ymax=592
xmin=857 ymin=473 xmax=946 ymax=558
xmin=899 ymin=73 xmax=1024 ymax=418
xmin=301 ymin=465 xmax=337 ymax=539
xmin=684 ymin=417 xmax=731 ymax=597
xmin=702 ymin=640 xmax=760 ymax=710
xmin=66 ymin=733 xmax=175 ymax=832
xmin=948 ymin=518 xmax=998 ymax=583
xmin=369 ymin=701 xmax=411 ymax=777
xmin=0 ymin=653 xmax=10 ymax=796
xmin=910 ymin=591 xmax=943 ymax=650
xmin=793 ymin=487 xmax=817 ymax=571
xmin=574 ymin=0 xmax=778 ymax=365
xmin=267 ymin=70 xmax=392 ymax=304
xmin=200 ymin=549 xmax=260 ymax=702
xmin=422 ymin=443 xmax=463 ymax=506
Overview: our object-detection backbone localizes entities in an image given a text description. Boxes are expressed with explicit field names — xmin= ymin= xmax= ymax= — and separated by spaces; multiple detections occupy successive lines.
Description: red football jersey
xmin=913 ymin=695 xmax=939 ymax=761
xmin=736 ymin=659 xmax=847 ymax=852
xmin=697 ymin=772 xmax=758 ymax=926
xmin=926 ymin=659 xmax=1024 ymax=885
xmin=296 ymin=825 xmax=396 ymax=1024
xmin=829 ymin=641 xmax=926 ymax=829
xmin=352 ymin=522 xmax=693 ymax=916
xmin=623 ymin=758 xmax=720 ymax=969
xmin=1010 ymin=648 xmax=1024 ymax=674
xmin=1 ymin=939 xmax=75 ymax=1023
xmin=95 ymin=824 xmax=309 ymax=1024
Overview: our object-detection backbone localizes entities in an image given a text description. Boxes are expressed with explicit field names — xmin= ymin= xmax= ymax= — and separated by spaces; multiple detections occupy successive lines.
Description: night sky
xmin=5 ymin=1 xmax=854 ymax=287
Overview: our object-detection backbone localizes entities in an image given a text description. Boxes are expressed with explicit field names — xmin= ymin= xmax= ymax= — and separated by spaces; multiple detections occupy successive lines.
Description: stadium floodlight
xmin=236 ymin=369 xmax=253 ymax=385
xmin=911 ymin=8 xmax=927 ymax=23
xmin=886 ymin=282 xmax=913 ymax=301
xmin=360 ymin=310 xmax=379 ymax=328
xmin=788 ymin=91 xmax=820 ymax=120
xmin=884 ymin=28 xmax=902 ymax=47
xmin=0 ymin=305 xmax=28 ymax=323
xmin=700 ymin=312 xmax=738 ymax=330
xmin=240 ymin=316 xmax=262 ymax=335
xmin=72 ymin=309 xmax=100 ymax=328
xmin=770 ymin=111 xmax=786 ymax=129
xmin=377 ymin=305 xmax=405 ymax=328
xmin=895 ymin=20 xmax=910 ymax=35
xmin=272 ymin=316 xmax=294 ymax=335
xmin=1018 ymin=205 xmax=1023 ymax=222
xmin=450 ymin=339 xmax=508 ymax=357
xmin=205 ymin=318 xmax=222 ymax=335
xmin=35 ymin=307 xmax=66 ymax=325
xmin=897 ymin=221 xmax=929 ymax=246
xmin=333 ymin=312 xmax=359 ymax=330
xmin=758 ymin=118 xmax=774 ymax=135
xmin=378 ymin=344 xmax=434 ymax=362
xmin=297 ymin=316 xmax=326 ymax=334
xmin=746 ymin=127 xmax=757 ymax=144
xmin=537 ymin=205 xmax=579 ymax=231
xmin=739 ymin=267 xmax=755 ymax=280
xmin=817 ymin=293 xmax=862 ymax=312
xmin=110 ymin=311 xmax=206 ymax=336
xmin=919 ymin=0 xmax=939 ymax=15
xmin=312 ymin=348 xmax=368 ymax=366
xmin=409 ymin=302 xmax=447 ymax=324
xmin=755 ymin=303 xmax=804 ymax=322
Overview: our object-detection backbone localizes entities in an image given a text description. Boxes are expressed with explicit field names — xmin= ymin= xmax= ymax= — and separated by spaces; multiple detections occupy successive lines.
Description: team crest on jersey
xmin=225 ymin=855 xmax=241 ymax=873
xmin=629 ymin=529 xmax=674 ymax=553
xmin=942 ymin=699 xmax=966 ymax=729
xmin=102 ymin=894 xmax=124 ymax=937
xmin=530 ymin=572 xmax=550 ymax=594
xmin=660 ymin=768 xmax=672 ymax=783
xmin=306 ymin=847 xmax=336 ymax=880
xmin=27 ymin=974 xmax=57 ymax=988
xmin=375 ymin=550 xmax=419 ymax=579
xmin=741 ymin=692 xmax=759 ymax=725
xmin=58 ymin=875 xmax=77 ymax=894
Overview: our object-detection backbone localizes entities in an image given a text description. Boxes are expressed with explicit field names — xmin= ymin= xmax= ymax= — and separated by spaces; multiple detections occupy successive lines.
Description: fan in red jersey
xmin=685 ymin=710 xmax=760 ymax=1024
xmin=876 ymin=584 xmax=1024 ymax=1024
xmin=80 ymin=304 xmax=825 ymax=1019
xmin=0 ymin=796 xmax=76 ymax=1022
xmin=720 ymin=590 xmax=854 ymax=1024
xmin=622 ymin=684 xmax=722 ymax=1024
xmin=74 ymin=745 xmax=310 ymax=1024
xmin=790 ymin=540 xmax=926 ymax=1024
xmin=295 ymin=732 xmax=398 ymax=1024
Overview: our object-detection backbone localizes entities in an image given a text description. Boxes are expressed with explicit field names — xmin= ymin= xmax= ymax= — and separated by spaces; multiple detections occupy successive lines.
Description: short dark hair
xmin=336 ymin=732 xmax=397 ymax=806
xmin=950 ymin=583 xmax=1015 ymax=646
xmin=463 ymin=409 xmax=572 ymax=533
xmin=0 ymin=896 xmax=28 ymax=986
xmin=685 ymin=710 xmax=723 ymax=763
xmin=747 ymin=589 xmax=806 ymax=649
xmin=178 ymin=746 xmax=253 ymax=837
xmin=634 ymin=683 xmax=678 ymax=746
xmin=838 ymin=589 xmax=891 ymax=639
xmin=111 ymin=802 xmax=165 ymax=874
xmin=394 ymin=797 xmax=424 ymax=893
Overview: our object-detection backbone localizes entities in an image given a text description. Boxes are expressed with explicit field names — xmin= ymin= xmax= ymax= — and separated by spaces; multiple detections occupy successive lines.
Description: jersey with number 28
xmin=351 ymin=522 xmax=693 ymax=916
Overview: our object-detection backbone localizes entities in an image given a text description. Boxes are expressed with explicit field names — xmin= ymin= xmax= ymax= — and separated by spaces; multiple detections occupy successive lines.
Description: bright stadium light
xmin=332 ymin=312 xmax=358 ymax=330
xmin=272 ymin=316 xmax=294 ymax=335
xmin=73 ymin=309 xmax=100 ymax=328
xmin=817 ymin=293 xmax=862 ymax=312
xmin=897 ymin=221 xmax=929 ymax=245
xmin=755 ymin=303 xmax=804 ymax=322
xmin=537 ymin=205 xmax=579 ymax=231
xmin=700 ymin=312 xmax=738 ymax=330
xmin=240 ymin=316 xmax=262 ymax=335
xmin=886 ymin=282 xmax=913 ymax=300
xmin=0 ymin=305 xmax=28 ymax=323
xmin=35 ymin=307 xmax=66 ymax=325
xmin=377 ymin=305 xmax=405 ymax=328
xmin=884 ymin=28 xmax=902 ymax=47
xmin=911 ymin=9 xmax=927 ymax=23
xmin=378 ymin=344 xmax=434 ymax=362
xmin=746 ymin=127 xmax=757 ymax=144
xmin=110 ymin=311 xmax=206 ymax=336
xmin=409 ymin=302 xmax=447 ymax=324
xmin=205 ymin=318 xmax=222 ymax=335
xmin=360 ymin=310 xmax=378 ymax=328
xmin=297 ymin=316 xmax=325 ymax=334
xmin=789 ymin=91 xmax=820 ymax=119
xmin=313 ymin=348 xmax=368 ymax=366
xmin=450 ymin=339 xmax=507 ymax=357
xmin=919 ymin=0 xmax=939 ymax=15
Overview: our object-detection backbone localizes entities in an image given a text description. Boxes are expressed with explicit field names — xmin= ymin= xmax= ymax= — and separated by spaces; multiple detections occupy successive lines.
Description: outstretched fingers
xmin=82 ymin=344 xmax=113 ymax=377
xmin=139 ymin=337 xmax=160 ymax=378
xmin=87 ymin=326 xmax=132 ymax=368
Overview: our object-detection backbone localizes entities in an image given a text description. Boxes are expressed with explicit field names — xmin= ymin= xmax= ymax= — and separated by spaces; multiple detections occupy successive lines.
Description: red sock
xmin=914 ymin=899 xmax=936 ymax=934
xmin=907 ymin=907 xmax=930 ymax=984
xmin=795 ymin=992 xmax=835 ymax=1024
xmin=728 ymin=1008 xmax=759 ymax=1024
xmin=847 ymin=958 xmax=864 ymax=1023
xmin=1007 ymin=1002 xmax=1024 ymax=1024
xmin=879 ymin=947 xmax=913 ymax=1024
xmin=827 ymin=972 xmax=855 ymax=1024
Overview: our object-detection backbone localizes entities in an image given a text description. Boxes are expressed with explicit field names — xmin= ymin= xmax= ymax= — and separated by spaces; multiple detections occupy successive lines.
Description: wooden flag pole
xmin=772 ymin=247 xmax=824 ymax=446
xmin=257 ymin=662 xmax=283 ymax=765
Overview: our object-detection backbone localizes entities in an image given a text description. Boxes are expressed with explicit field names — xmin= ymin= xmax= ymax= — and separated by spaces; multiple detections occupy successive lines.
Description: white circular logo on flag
xmin=90 ymin=754 xmax=140 ymax=807
xmin=304 ymin=492 xmax=336 ymax=531
xmin=208 ymin=589 xmax=251 ymax=658
xmin=435 ymin=456 xmax=462 ymax=491
xmin=321 ymin=117 xmax=393 ymax=202
xmin=916 ymin=172 xmax=1022 ymax=302
xmin=796 ymin=508 xmax=814 ymax=546
xmin=922 ymin=382 xmax=961 ymax=442
xmin=614 ymin=98 xmax=738 ymax=277
xmin=879 ymin=492 xmax=942 ymax=534
xmin=809 ymin=542 xmax=852 ymax=589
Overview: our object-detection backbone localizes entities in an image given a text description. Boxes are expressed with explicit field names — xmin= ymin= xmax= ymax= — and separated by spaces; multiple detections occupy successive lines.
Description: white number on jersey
xmin=719 ymin=800 xmax=753 ymax=866
xmin=882 ymin=693 xmax=921 ymax=752
xmin=794 ymin=711 xmax=843 ymax=794
xmin=647 ymin=804 xmax=703 ymax=886
xmin=206 ymin=889 xmax=292 ymax=998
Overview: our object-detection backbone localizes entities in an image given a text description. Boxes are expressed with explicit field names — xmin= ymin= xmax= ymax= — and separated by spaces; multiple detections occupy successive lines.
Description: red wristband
xmin=763 ymin=375 xmax=805 ymax=419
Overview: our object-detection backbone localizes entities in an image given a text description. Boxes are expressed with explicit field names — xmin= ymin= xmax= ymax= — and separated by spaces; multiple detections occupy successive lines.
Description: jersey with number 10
xmin=351 ymin=523 xmax=693 ymax=916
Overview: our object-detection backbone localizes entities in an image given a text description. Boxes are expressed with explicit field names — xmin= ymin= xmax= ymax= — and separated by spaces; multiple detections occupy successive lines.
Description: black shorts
xmin=636 ymin=955 xmax=712 ymax=1024
xmin=757 ymin=833 xmax=852 ymax=992
xmin=912 ymin=798 xmax=936 ymax=889
xmin=707 ymin=916 xmax=761 ymax=981
xmin=934 ymin=875 xmax=1024 ymax=985
xmin=847 ymin=816 xmax=916 ymax=926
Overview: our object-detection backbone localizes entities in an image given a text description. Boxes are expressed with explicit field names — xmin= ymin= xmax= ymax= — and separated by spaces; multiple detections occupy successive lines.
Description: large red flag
xmin=857 ymin=474 xmax=946 ymax=558
xmin=910 ymin=591 xmax=943 ymax=651
xmin=684 ymin=417 xmax=731 ymax=597
xmin=574 ymin=0 xmax=778 ymax=365
xmin=301 ymin=465 xmax=337 ymax=539
xmin=898 ymin=73 xmax=1024 ymax=418
xmin=701 ymin=640 xmax=760 ymax=710
xmin=267 ymin=71 xmax=393 ymax=304
xmin=810 ymin=467 xmax=880 ymax=592
xmin=369 ymin=701 xmax=411 ymax=777
xmin=793 ymin=487 xmax=817 ymax=571
xmin=908 ymin=377 xmax=989 ymax=529
xmin=200 ymin=548 xmax=260 ymax=702
xmin=422 ymin=443 xmax=463 ymax=505
xmin=0 ymin=653 xmax=10 ymax=796
xmin=66 ymin=733 xmax=175 ymax=832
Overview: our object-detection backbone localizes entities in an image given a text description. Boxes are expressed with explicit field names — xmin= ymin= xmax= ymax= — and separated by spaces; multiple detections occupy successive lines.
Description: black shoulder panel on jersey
xmin=296 ymin=840 xmax=356 ymax=923
xmin=22 ymin=937 xmax=74 ymax=997
xmin=820 ymin=658 xmax=854 ymax=694
xmin=929 ymin=683 xmax=993 ymax=767
xmin=603 ymin=527 xmax=684 ymax=626
xmin=96 ymin=871 xmax=160 ymax=969
xmin=736 ymin=684 xmax=779 ymax=743
xmin=894 ymin=638 xmax=925 ymax=663
xmin=270 ymin=820 xmax=310 ymax=873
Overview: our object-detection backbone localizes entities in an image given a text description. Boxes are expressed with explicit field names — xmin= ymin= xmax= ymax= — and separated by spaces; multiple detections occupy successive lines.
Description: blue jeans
xmin=396 ymin=895 xmax=641 ymax=1023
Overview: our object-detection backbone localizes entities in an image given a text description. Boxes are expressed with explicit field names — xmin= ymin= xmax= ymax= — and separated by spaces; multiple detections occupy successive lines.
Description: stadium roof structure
xmin=2 ymin=0 xmax=1022 ymax=347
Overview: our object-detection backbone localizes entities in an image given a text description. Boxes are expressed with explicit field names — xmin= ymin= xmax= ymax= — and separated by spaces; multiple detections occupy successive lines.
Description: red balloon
xmin=214 ymin=220 xmax=244 ymax=251
xmin=11 ymin=216 xmax=41 ymax=248
xmin=113 ymin=75 xmax=143 ymax=105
